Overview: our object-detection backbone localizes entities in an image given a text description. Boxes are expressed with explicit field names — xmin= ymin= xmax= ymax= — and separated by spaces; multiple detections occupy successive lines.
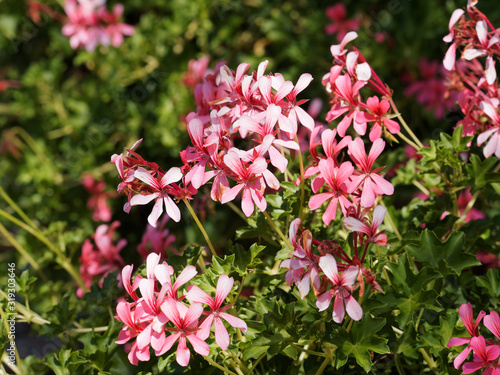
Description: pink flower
xmin=130 ymin=167 xmax=183 ymax=227
xmin=443 ymin=9 xmax=465 ymax=71
xmin=309 ymin=159 xmax=354 ymax=225
xmin=137 ymin=216 xmax=178 ymax=259
xmin=280 ymin=219 xmax=322 ymax=299
xmin=316 ymin=254 xmax=362 ymax=323
xmin=157 ymin=299 xmax=210 ymax=367
xmin=82 ymin=175 xmax=114 ymax=222
xmin=182 ymin=56 xmax=210 ymax=88
xmin=220 ymin=151 xmax=269 ymax=217
xmin=325 ymin=3 xmax=360 ymax=42
xmin=186 ymin=274 xmax=247 ymax=350
xmin=343 ymin=205 xmax=387 ymax=246
xmin=462 ymin=335 xmax=500 ymax=374
xmin=448 ymin=302 xmax=486 ymax=369
xmin=348 ymin=137 xmax=394 ymax=207
xmin=484 ymin=311 xmax=500 ymax=341
xmin=102 ymin=4 xmax=135 ymax=48
xmin=357 ymin=96 xmax=400 ymax=141
xmin=478 ymin=99 xmax=500 ymax=158
xmin=78 ymin=221 xmax=126 ymax=297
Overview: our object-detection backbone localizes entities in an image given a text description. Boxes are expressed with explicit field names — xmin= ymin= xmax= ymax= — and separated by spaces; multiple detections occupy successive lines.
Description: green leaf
xmin=406 ymin=229 xmax=479 ymax=275
xmin=466 ymin=154 xmax=500 ymax=192
xmin=243 ymin=345 xmax=270 ymax=360
xmin=341 ymin=316 xmax=390 ymax=372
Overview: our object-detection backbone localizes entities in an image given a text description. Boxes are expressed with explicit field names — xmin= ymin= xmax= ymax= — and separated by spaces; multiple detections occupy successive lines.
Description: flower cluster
xmin=322 ymin=32 xmax=399 ymax=142
xmin=443 ymin=2 xmax=500 ymax=158
xmin=77 ymin=221 xmax=126 ymax=297
xmin=324 ymin=3 xmax=360 ymax=42
xmin=403 ymin=58 xmax=459 ymax=119
xmin=62 ymin=0 xmax=134 ymax=51
xmin=448 ymin=302 xmax=500 ymax=374
xmin=115 ymin=253 xmax=247 ymax=366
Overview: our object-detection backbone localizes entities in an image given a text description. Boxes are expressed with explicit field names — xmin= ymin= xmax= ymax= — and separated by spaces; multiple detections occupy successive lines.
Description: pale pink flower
xmin=443 ymin=9 xmax=465 ymax=71
xmin=102 ymin=4 xmax=135 ymax=48
xmin=157 ymin=299 xmax=210 ymax=367
xmin=448 ymin=302 xmax=486 ymax=369
xmin=316 ymin=254 xmax=362 ymax=323
xmin=130 ymin=167 xmax=183 ymax=227
xmin=343 ymin=205 xmax=387 ymax=246
xmin=478 ymin=99 xmax=500 ymax=158
xmin=185 ymin=274 xmax=247 ymax=350
xmin=220 ymin=151 xmax=269 ymax=217
xmin=115 ymin=301 xmax=150 ymax=365
xmin=357 ymin=96 xmax=400 ymax=141
xmin=137 ymin=216 xmax=178 ymax=259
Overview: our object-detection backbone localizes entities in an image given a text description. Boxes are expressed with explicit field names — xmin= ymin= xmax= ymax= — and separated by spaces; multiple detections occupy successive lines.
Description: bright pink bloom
xmin=182 ymin=56 xmax=210 ymax=88
xmin=357 ymin=96 xmax=400 ymax=141
xmin=448 ymin=302 xmax=487 ymax=369
xmin=343 ymin=205 xmax=387 ymax=246
xmin=158 ymin=299 xmax=210 ymax=367
xmin=348 ymin=137 xmax=394 ymax=208
xmin=185 ymin=274 xmax=247 ymax=350
xmin=309 ymin=159 xmax=354 ymax=225
xmin=102 ymin=4 xmax=135 ymax=48
xmin=462 ymin=335 xmax=500 ymax=374
xmin=478 ymin=99 xmax=500 ymax=158
xmin=484 ymin=311 xmax=500 ymax=341
xmin=130 ymin=167 xmax=183 ymax=227
xmin=316 ymin=254 xmax=362 ymax=323
xmin=325 ymin=4 xmax=360 ymax=42
xmin=220 ymin=151 xmax=269 ymax=217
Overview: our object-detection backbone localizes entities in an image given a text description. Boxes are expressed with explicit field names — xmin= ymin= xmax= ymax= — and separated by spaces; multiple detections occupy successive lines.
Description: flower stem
xmin=0 ymin=289 xmax=51 ymax=325
xmin=418 ymin=348 xmax=439 ymax=374
xmin=289 ymin=343 xmax=327 ymax=357
xmin=263 ymin=211 xmax=293 ymax=250
xmin=412 ymin=180 xmax=430 ymax=197
xmin=315 ymin=344 xmax=335 ymax=375
xmin=0 ymin=221 xmax=49 ymax=284
xmin=379 ymin=201 xmax=402 ymax=242
xmin=69 ymin=326 xmax=109 ymax=333
xmin=0 ymin=185 xmax=35 ymax=228
xmin=204 ymin=356 xmax=238 ymax=375
xmin=389 ymin=98 xmax=424 ymax=149
xmin=397 ymin=132 xmax=420 ymax=151
xmin=183 ymin=198 xmax=217 ymax=256
xmin=227 ymin=201 xmax=249 ymax=223
xmin=0 ymin=306 xmax=25 ymax=375
xmin=0 ymin=208 xmax=88 ymax=292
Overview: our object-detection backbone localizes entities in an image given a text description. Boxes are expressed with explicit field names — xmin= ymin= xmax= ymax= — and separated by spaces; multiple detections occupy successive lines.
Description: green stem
xmin=0 ymin=289 xmax=51 ymax=325
xmin=418 ymin=348 xmax=439 ymax=374
xmin=227 ymin=201 xmax=249 ymax=223
xmin=0 ymin=208 xmax=88 ymax=292
xmin=315 ymin=344 xmax=334 ymax=375
xmin=397 ymin=132 xmax=420 ymax=151
xmin=0 ymin=222 xmax=50 ymax=284
xmin=412 ymin=180 xmax=430 ymax=197
xmin=183 ymin=198 xmax=217 ymax=256
xmin=375 ymin=245 xmax=392 ymax=286
xmin=389 ymin=98 xmax=424 ymax=149
xmin=248 ymin=353 xmax=266 ymax=373
xmin=289 ymin=343 xmax=327 ymax=357
xmin=380 ymin=202 xmax=402 ymax=242
xmin=262 ymin=211 xmax=293 ymax=250
xmin=69 ymin=326 xmax=108 ymax=333
xmin=0 ymin=306 xmax=25 ymax=375
xmin=227 ymin=357 xmax=246 ymax=375
xmin=203 ymin=356 xmax=238 ymax=375
xmin=0 ymin=186 xmax=35 ymax=228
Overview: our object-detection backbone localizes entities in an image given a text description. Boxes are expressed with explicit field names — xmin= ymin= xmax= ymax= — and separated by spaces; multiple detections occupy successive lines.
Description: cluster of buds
xmin=62 ymin=0 xmax=134 ymax=51
xmin=448 ymin=302 xmax=500 ymax=374
xmin=443 ymin=1 xmax=500 ymax=158
xmin=115 ymin=253 xmax=247 ymax=366
xmin=77 ymin=221 xmax=126 ymax=298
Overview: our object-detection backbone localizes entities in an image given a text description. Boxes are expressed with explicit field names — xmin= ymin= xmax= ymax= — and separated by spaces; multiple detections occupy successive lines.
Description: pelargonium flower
xmin=343 ymin=205 xmax=387 ymax=246
xmin=82 ymin=175 xmax=114 ymax=222
xmin=448 ymin=302 xmax=486 ymax=369
xmin=78 ymin=221 xmax=126 ymax=297
xmin=185 ymin=274 xmax=247 ymax=350
xmin=316 ymin=254 xmax=362 ymax=323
